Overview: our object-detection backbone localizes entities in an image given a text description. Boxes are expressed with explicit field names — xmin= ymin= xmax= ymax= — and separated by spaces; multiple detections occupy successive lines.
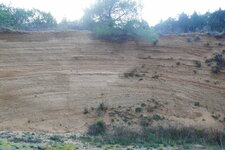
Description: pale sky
xmin=1 ymin=0 xmax=225 ymax=26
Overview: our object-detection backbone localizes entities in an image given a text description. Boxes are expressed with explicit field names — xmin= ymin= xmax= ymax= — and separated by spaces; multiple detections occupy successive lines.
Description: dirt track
xmin=0 ymin=31 xmax=224 ymax=133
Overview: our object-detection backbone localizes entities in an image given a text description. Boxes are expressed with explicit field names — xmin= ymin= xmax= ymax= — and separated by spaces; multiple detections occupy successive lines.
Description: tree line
xmin=0 ymin=3 xmax=56 ymax=31
xmin=155 ymin=9 xmax=225 ymax=34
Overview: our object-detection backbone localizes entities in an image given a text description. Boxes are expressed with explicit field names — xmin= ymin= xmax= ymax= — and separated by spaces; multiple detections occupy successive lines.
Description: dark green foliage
xmin=92 ymin=19 xmax=157 ymax=43
xmin=212 ymin=66 xmax=221 ymax=73
xmin=83 ymin=107 xmax=89 ymax=114
xmin=93 ymin=25 xmax=128 ymax=42
xmin=135 ymin=107 xmax=142 ymax=113
xmin=208 ymin=9 xmax=225 ymax=32
xmin=87 ymin=121 xmax=106 ymax=136
xmin=10 ymin=137 xmax=42 ymax=143
xmin=176 ymin=62 xmax=181 ymax=65
xmin=81 ymin=0 xmax=140 ymax=29
xmin=81 ymin=0 xmax=157 ymax=43
xmin=49 ymin=135 xmax=63 ymax=142
xmin=194 ymin=60 xmax=201 ymax=68
xmin=140 ymin=120 xmax=149 ymax=127
xmin=194 ymin=102 xmax=200 ymax=107
xmin=97 ymin=102 xmax=107 ymax=111
xmin=124 ymin=20 xmax=158 ymax=43
xmin=124 ymin=69 xmax=145 ymax=78
xmin=152 ymin=115 xmax=163 ymax=121
xmin=155 ymin=9 xmax=225 ymax=34
xmin=83 ymin=126 xmax=225 ymax=148
xmin=206 ymin=53 xmax=225 ymax=74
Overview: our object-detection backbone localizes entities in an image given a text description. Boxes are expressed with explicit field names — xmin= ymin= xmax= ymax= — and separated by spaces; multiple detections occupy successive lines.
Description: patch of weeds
xmin=194 ymin=102 xmax=200 ymax=107
xmin=223 ymin=50 xmax=225 ymax=54
xmin=206 ymin=53 xmax=225 ymax=74
xmin=212 ymin=66 xmax=221 ymax=73
xmin=83 ymin=107 xmax=89 ymax=114
xmin=45 ymin=144 xmax=75 ymax=150
xmin=152 ymin=115 xmax=164 ymax=121
xmin=193 ymin=70 xmax=198 ymax=74
xmin=87 ymin=121 xmax=106 ymax=136
xmin=68 ymin=135 xmax=77 ymax=140
xmin=211 ymin=114 xmax=219 ymax=120
xmin=10 ymin=137 xmax=42 ymax=143
xmin=82 ymin=126 xmax=225 ymax=149
xmin=135 ymin=107 xmax=142 ymax=113
xmin=140 ymin=120 xmax=149 ymax=127
xmin=152 ymin=75 xmax=159 ymax=79
xmin=127 ymin=122 xmax=132 ymax=126
xmin=153 ymin=40 xmax=158 ymax=46
xmin=97 ymin=103 xmax=107 ymax=111
xmin=141 ymin=103 xmax=146 ymax=107
xmin=124 ymin=69 xmax=144 ymax=78
xmin=186 ymin=37 xmax=192 ymax=43
xmin=49 ymin=135 xmax=64 ymax=143
xmin=194 ymin=60 xmax=201 ymax=68
xmin=218 ymin=42 xmax=224 ymax=46
xmin=205 ymin=42 xmax=210 ymax=47
xmin=194 ymin=35 xmax=201 ymax=41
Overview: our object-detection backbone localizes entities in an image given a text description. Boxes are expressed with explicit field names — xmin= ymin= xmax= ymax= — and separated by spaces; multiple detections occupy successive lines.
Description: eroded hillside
xmin=0 ymin=31 xmax=224 ymax=133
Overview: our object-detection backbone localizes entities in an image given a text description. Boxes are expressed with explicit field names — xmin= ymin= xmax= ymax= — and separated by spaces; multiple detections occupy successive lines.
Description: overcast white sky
xmin=1 ymin=0 xmax=225 ymax=26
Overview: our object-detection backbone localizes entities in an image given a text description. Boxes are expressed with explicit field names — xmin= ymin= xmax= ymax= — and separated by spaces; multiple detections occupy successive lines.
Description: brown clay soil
xmin=0 ymin=31 xmax=224 ymax=133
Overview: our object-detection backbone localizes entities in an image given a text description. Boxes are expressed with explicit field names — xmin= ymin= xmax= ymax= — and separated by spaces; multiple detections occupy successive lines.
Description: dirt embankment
xmin=0 ymin=31 xmax=224 ymax=133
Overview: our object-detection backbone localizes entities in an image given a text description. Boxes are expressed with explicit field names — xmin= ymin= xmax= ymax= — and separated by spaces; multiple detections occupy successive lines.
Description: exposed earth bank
xmin=0 ymin=31 xmax=224 ymax=134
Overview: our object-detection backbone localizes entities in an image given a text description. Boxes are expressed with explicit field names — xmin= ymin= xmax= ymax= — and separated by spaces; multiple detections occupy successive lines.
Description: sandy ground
xmin=0 ymin=31 xmax=224 ymax=133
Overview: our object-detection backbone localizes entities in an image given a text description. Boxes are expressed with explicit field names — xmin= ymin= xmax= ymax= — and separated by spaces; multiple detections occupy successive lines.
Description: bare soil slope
xmin=0 ymin=31 xmax=224 ymax=133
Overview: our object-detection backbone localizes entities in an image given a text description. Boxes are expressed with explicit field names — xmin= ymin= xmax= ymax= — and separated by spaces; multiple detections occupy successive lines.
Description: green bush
xmin=84 ymin=126 xmax=225 ymax=148
xmin=93 ymin=25 xmax=127 ymax=42
xmin=125 ymin=20 xmax=158 ymax=43
xmin=87 ymin=121 xmax=106 ymax=136
xmin=92 ymin=20 xmax=158 ymax=44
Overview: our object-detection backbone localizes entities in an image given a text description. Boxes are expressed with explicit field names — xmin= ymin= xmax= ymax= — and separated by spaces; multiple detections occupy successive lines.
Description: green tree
xmin=208 ymin=9 xmax=225 ymax=32
xmin=82 ymin=0 xmax=157 ymax=43
xmin=0 ymin=3 xmax=56 ymax=31
xmin=0 ymin=4 xmax=13 ymax=27
xmin=82 ymin=0 xmax=141 ymax=29
xmin=177 ymin=13 xmax=190 ymax=32
xmin=28 ymin=9 xmax=57 ymax=30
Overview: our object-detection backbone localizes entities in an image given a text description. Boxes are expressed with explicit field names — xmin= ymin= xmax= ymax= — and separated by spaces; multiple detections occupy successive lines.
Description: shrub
xmin=124 ymin=20 xmax=158 ymax=44
xmin=186 ymin=37 xmax=192 ymax=42
xmin=194 ymin=102 xmax=200 ymax=106
xmin=194 ymin=35 xmax=201 ymax=41
xmin=135 ymin=107 xmax=142 ymax=113
xmin=124 ymin=69 xmax=144 ymax=78
xmin=140 ymin=120 xmax=149 ymax=127
xmin=97 ymin=102 xmax=107 ymax=112
xmin=206 ymin=53 xmax=225 ymax=73
xmin=152 ymin=114 xmax=163 ymax=121
xmin=92 ymin=20 xmax=158 ymax=44
xmin=93 ymin=26 xmax=128 ymax=43
xmin=83 ymin=126 xmax=225 ymax=148
xmin=87 ymin=121 xmax=106 ymax=136
xmin=83 ymin=107 xmax=89 ymax=114
xmin=212 ymin=66 xmax=221 ymax=73
xmin=194 ymin=60 xmax=201 ymax=68
xmin=49 ymin=135 xmax=62 ymax=142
